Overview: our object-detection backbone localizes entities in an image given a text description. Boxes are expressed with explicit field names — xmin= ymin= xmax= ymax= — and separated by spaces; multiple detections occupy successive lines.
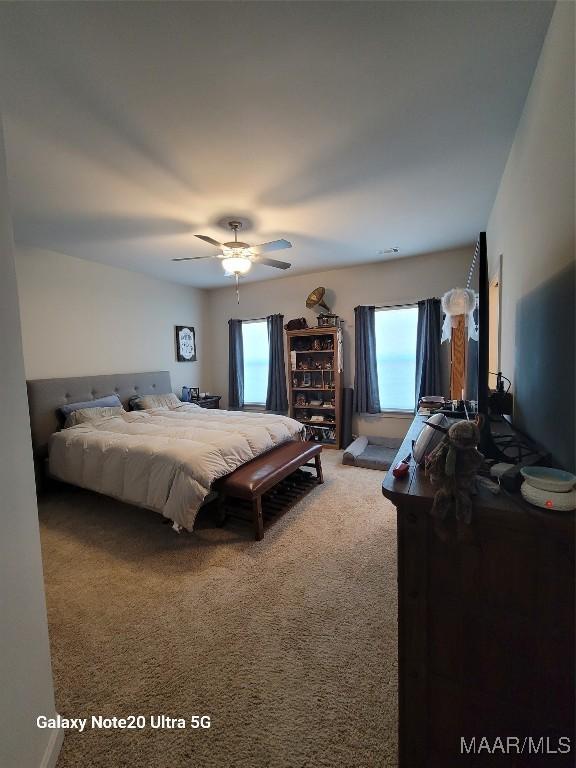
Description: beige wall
xmin=207 ymin=246 xmax=472 ymax=438
xmin=0 ymin=119 xmax=61 ymax=767
xmin=487 ymin=0 xmax=575 ymax=471
xmin=14 ymin=243 xmax=472 ymax=442
xmin=15 ymin=247 xmax=209 ymax=396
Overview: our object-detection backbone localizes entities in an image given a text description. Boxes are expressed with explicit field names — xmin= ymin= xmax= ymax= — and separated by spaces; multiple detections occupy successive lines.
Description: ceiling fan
xmin=173 ymin=221 xmax=291 ymax=268
xmin=172 ymin=220 xmax=292 ymax=303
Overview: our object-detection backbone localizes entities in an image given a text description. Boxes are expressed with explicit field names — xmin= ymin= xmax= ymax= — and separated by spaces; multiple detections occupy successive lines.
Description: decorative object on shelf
xmin=306 ymin=286 xmax=331 ymax=313
xmin=426 ymin=418 xmax=484 ymax=530
xmin=181 ymin=386 xmax=200 ymax=402
xmin=173 ymin=220 xmax=292 ymax=304
xmin=317 ymin=313 xmax=340 ymax=328
xmin=284 ymin=317 xmax=308 ymax=331
xmin=441 ymin=287 xmax=478 ymax=343
xmin=175 ymin=326 xmax=197 ymax=362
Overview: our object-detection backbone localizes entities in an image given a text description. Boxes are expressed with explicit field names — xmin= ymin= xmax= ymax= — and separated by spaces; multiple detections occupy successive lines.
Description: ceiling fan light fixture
xmin=222 ymin=256 xmax=252 ymax=275
xmin=222 ymin=245 xmax=253 ymax=259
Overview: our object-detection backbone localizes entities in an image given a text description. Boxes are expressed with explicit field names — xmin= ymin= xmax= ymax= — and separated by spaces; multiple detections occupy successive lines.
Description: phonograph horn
xmin=306 ymin=286 xmax=331 ymax=313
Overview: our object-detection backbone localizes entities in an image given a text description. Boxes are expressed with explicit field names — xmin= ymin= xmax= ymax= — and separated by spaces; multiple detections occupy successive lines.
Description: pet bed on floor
xmin=342 ymin=435 xmax=403 ymax=471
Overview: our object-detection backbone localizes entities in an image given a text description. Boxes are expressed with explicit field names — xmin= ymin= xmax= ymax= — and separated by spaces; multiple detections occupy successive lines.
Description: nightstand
xmin=193 ymin=395 xmax=221 ymax=409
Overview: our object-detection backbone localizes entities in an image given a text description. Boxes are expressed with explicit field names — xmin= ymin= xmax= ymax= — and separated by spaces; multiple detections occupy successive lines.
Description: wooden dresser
xmin=382 ymin=416 xmax=575 ymax=767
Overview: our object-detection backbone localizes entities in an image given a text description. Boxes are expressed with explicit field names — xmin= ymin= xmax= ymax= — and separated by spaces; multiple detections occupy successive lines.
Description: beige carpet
xmin=39 ymin=451 xmax=398 ymax=768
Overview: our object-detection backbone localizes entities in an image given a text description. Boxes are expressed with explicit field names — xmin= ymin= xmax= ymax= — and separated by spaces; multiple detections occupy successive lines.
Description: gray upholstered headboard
xmin=27 ymin=371 xmax=172 ymax=458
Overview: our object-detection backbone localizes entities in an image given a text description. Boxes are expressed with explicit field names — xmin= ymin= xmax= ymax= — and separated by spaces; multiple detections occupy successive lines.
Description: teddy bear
xmin=426 ymin=418 xmax=484 ymax=526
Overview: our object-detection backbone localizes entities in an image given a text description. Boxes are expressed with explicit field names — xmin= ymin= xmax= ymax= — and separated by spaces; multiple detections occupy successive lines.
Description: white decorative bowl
xmin=520 ymin=466 xmax=576 ymax=492
xmin=521 ymin=483 xmax=576 ymax=511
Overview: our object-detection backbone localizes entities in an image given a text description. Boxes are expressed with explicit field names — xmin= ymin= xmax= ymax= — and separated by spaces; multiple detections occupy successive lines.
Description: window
xmin=374 ymin=306 xmax=418 ymax=411
xmin=242 ymin=320 xmax=269 ymax=405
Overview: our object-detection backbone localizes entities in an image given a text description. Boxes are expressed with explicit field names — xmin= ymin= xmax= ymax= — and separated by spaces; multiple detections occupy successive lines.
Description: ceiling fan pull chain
xmin=235 ymin=273 xmax=240 ymax=304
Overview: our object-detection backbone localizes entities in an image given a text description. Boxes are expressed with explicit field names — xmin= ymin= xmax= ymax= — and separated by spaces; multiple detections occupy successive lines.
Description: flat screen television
xmin=467 ymin=232 xmax=513 ymax=459
xmin=464 ymin=232 xmax=489 ymax=415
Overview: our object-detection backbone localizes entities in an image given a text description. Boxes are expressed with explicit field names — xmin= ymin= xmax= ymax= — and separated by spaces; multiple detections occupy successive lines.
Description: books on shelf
xmin=286 ymin=326 xmax=342 ymax=448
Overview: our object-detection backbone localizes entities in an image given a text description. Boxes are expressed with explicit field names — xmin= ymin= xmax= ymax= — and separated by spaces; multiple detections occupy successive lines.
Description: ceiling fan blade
xmin=195 ymin=234 xmax=223 ymax=247
xmin=171 ymin=255 xmax=212 ymax=262
xmin=251 ymin=239 xmax=292 ymax=254
xmin=254 ymin=256 xmax=292 ymax=270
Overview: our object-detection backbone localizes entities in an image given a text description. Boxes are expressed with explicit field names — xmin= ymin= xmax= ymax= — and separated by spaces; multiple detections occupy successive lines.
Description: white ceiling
xmin=0 ymin=1 xmax=553 ymax=288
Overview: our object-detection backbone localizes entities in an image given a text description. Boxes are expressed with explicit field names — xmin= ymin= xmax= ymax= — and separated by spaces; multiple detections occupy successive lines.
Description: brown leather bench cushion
xmin=220 ymin=440 xmax=322 ymax=499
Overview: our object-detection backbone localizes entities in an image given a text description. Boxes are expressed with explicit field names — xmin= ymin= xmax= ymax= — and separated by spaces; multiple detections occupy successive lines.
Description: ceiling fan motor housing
xmin=225 ymin=220 xmax=250 ymax=249
xmin=224 ymin=241 xmax=251 ymax=249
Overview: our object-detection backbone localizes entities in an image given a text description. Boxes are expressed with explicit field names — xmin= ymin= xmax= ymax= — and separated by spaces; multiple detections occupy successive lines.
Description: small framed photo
xmin=189 ymin=387 xmax=200 ymax=400
xmin=175 ymin=326 xmax=197 ymax=362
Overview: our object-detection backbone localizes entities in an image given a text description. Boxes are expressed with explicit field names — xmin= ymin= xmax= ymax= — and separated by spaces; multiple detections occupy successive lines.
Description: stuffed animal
xmin=426 ymin=418 xmax=484 ymax=525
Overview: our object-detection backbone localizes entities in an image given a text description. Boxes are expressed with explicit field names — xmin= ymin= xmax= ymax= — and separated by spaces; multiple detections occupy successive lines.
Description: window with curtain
xmin=241 ymin=320 xmax=269 ymax=405
xmin=375 ymin=305 xmax=418 ymax=411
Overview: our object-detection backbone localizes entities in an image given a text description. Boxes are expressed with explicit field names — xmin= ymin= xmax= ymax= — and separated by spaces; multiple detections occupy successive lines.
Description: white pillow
xmin=64 ymin=406 xmax=125 ymax=428
xmin=137 ymin=392 xmax=181 ymax=410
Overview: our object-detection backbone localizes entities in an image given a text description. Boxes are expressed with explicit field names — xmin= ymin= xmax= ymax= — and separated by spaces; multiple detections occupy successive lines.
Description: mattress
xmin=48 ymin=405 xmax=303 ymax=531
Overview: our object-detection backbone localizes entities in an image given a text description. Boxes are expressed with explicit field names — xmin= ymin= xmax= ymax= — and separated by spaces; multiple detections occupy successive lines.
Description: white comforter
xmin=48 ymin=405 xmax=303 ymax=530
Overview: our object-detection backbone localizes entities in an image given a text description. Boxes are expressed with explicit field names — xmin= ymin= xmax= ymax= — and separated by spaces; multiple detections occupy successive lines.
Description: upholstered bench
xmin=219 ymin=441 xmax=323 ymax=540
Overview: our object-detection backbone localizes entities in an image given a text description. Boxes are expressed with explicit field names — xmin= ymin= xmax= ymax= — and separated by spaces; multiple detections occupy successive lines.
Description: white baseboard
xmin=39 ymin=726 xmax=64 ymax=768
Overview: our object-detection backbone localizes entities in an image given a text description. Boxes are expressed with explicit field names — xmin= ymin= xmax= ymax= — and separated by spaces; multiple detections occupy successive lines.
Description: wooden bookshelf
xmin=286 ymin=326 xmax=343 ymax=448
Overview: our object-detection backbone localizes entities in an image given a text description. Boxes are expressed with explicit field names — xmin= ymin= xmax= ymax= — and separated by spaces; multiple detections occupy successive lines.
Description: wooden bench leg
xmin=253 ymin=496 xmax=264 ymax=541
xmin=314 ymin=454 xmax=324 ymax=484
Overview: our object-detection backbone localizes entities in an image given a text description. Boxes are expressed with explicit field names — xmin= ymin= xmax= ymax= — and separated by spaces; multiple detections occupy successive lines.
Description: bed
xmin=27 ymin=371 xmax=303 ymax=531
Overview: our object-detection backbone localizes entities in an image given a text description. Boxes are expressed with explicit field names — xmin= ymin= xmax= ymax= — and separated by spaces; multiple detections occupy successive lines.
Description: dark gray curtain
xmin=266 ymin=314 xmax=288 ymax=413
xmin=228 ymin=319 xmax=244 ymax=409
xmin=415 ymin=298 xmax=442 ymax=404
xmin=354 ymin=305 xmax=381 ymax=413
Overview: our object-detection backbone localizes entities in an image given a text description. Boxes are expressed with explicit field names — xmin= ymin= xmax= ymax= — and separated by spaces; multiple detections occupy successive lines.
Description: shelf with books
xmin=286 ymin=326 xmax=343 ymax=448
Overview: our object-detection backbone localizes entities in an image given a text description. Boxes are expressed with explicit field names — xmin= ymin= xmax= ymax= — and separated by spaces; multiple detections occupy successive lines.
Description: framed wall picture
xmin=175 ymin=326 xmax=197 ymax=362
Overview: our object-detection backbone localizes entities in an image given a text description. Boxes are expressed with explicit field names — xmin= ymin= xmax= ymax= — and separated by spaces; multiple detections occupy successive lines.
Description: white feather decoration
xmin=441 ymin=288 xmax=478 ymax=342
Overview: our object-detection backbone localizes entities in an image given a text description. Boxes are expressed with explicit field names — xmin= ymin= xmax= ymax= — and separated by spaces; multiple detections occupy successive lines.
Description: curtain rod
xmin=373 ymin=302 xmax=415 ymax=310
xmin=234 ymin=313 xmax=283 ymax=322
xmin=372 ymin=300 xmax=437 ymax=310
